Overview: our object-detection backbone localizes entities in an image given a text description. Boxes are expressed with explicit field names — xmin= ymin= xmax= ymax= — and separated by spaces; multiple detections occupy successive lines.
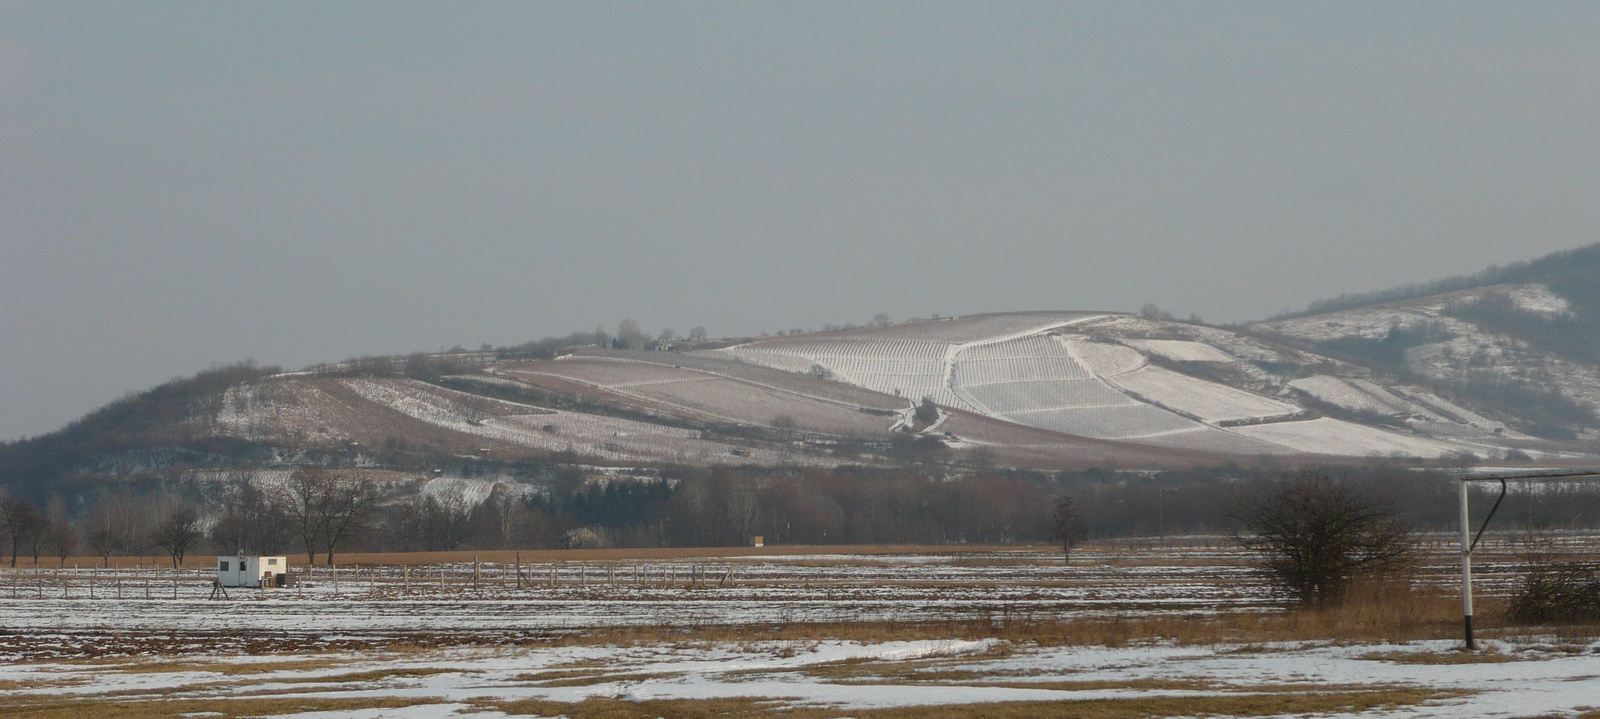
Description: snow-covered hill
xmin=13 ymin=246 xmax=1600 ymax=482
xmin=715 ymin=309 xmax=1574 ymax=461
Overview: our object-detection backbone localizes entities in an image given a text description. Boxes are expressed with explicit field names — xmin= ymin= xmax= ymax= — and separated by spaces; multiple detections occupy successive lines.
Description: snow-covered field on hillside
xmin=716 ymin=316 xmax=1539 ymax=459
xmin=514 ymin=359 xmax=896 ymax=436
xmin=1232 ymin=417 xmax=1469 ymax=458
xmin=341 ymin=378 xmax=836 ymax=466
xmin=1109 ymin=365 xmax=1299 ymax=423
xmin=1124 ymin=338 xmax=1237 ymax=363
xmin=726 ymin=338 xmax=966 ymax=408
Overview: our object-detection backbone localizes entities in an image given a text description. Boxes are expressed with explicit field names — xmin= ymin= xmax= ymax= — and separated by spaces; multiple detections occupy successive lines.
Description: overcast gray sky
xmin=3 ymin=2 xmax=1599 ymax=441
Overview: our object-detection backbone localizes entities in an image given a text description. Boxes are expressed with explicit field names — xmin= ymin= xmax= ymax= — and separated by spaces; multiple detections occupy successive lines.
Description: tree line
xmin=7 ymin=461 xmax=1600 ymax=568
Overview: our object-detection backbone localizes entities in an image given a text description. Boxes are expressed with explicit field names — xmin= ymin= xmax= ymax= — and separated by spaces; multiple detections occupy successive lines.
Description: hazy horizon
xmin=5 ymin=3 xmax=1599 ymax=440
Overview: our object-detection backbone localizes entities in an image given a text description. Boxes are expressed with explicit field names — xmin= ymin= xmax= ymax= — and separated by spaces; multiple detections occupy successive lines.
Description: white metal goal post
xmin=1458 ymin=470 xmax=1600 ymax=649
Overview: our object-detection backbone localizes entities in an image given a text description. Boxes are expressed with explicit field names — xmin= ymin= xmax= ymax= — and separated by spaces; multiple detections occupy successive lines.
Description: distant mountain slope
xmin=1249 ymin=241 xmax=1600 ymax=443
xmin=1274 ymin=242 xmax=1600 ymax=321
xmin=8 ymin=244 xmax=1600 ymax=499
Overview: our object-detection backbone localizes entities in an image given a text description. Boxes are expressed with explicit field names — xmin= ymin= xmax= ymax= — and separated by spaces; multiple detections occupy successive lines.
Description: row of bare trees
xmin=0 ymin=466 xmax=378 ymax=569
xmin=1 ymin=488 xmax=201 ymax=568
xmin=208 ymin=467 xmax=379 ymax=565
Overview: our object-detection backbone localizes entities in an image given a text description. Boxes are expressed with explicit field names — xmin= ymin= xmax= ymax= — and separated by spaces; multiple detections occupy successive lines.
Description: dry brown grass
xmin=496 ymin=578 xmax=1563 ymax=651
xmin=474 ymin=687 xmax=1463 ymax=718
xmin=1357 ymin=649 xmax=1522 ymax=665
xmin=8 ymin=579 xmax=1573 ymax=669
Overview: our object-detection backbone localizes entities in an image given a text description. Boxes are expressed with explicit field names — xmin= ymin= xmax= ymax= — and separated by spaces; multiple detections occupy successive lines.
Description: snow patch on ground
xmin=1123 ymin=339 xmax=1236 ymax=363
xmin=10 ymin=637 xmax=1600 ymax=717
xmin=1505 ymin=283 xmax=1572 ymax=316
xmin=1290 ymin=375 xmax=1413 ymax=415
xmin=1231 ymin=417 xmax=1473 ymax=458
xmin=1107 ymin=366 xmax=1300 ymax=423
xmin=418 ymin=477 xmax=532 ymax=510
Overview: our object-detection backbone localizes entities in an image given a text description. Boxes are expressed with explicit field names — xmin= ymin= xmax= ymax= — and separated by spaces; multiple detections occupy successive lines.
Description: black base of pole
xmin=1464 ymin=615 xmax=1475 ymax=650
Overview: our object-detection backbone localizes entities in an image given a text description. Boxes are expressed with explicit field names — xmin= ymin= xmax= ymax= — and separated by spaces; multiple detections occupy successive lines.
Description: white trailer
xmin=217 ymin=555 xmax=288 ymax=588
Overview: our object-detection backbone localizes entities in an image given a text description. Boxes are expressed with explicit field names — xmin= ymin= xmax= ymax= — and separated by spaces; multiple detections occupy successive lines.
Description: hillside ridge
xmin=7 ymin=244 xmax=1600 ymax=501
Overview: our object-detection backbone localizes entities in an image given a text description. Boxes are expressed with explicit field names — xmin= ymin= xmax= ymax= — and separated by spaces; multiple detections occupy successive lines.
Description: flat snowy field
xmin=3 ymin=542 xmax=1596 ymax=717
xmin=0 ymin=547 xmax=1275 ymax=634
xmin=6 ymin=635 xmax=1600 ymax=718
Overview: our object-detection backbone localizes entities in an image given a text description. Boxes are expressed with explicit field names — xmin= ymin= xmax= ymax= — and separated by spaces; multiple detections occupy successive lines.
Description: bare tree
xmin=25 ymin=516 xmax=50 ymax=565
xmin=151 ymin=507 xmax=202 ymax=568
xmin=689 ymin=326 xmax=707 ymax=342
xmin=1232 ymin=470 xmax=1416 ymax=606
xmin=278 ymin=466 xmax=329 ymax=565
xmin=1140 ymin=304 xmax=1176 ymax=321
xmin=410 ymin=494 xmax=474 ymax=551
xmin=96 ymin=486 xmax=152 ymax=560
xmin=211 ymin=474 xmax=288 ymax=555
xmin=484 ymin=487 xmax=524 ymax=549
xmin=317 ymin=473 xmax=381 ymax=566
xmin=277 ymin=466 xmax=382 ymax=565
xmin=1052 ymin=495 xmax=1088 ymax=562
xmin=724 ymin=486 xmax=764 ymax=545
xmin=44 ymin=494 xmax=78 ymax=567
xmin=1 ymin=495 xmax=44 ymax=568
xmin=87 ymin=527 xmax=120 ymax=567
xmin=51 ymin=518 xmax=78 ymax=568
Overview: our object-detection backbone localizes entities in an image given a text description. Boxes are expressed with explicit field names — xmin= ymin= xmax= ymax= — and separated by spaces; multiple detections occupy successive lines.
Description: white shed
xmin=217 ymin=555 xmax=288 ymax=588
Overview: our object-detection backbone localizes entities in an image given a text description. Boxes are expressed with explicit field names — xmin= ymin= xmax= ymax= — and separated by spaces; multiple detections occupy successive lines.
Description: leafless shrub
xmin=1508 ymin=533 xmax=1600 ymax=624
xmin=1232 ymin=469 xmax=1416 ymax=607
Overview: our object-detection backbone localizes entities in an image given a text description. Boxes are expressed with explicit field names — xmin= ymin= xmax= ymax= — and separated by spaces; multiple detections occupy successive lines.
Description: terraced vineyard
xmin=709 ymin=310 xmax=1553 ymax=460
